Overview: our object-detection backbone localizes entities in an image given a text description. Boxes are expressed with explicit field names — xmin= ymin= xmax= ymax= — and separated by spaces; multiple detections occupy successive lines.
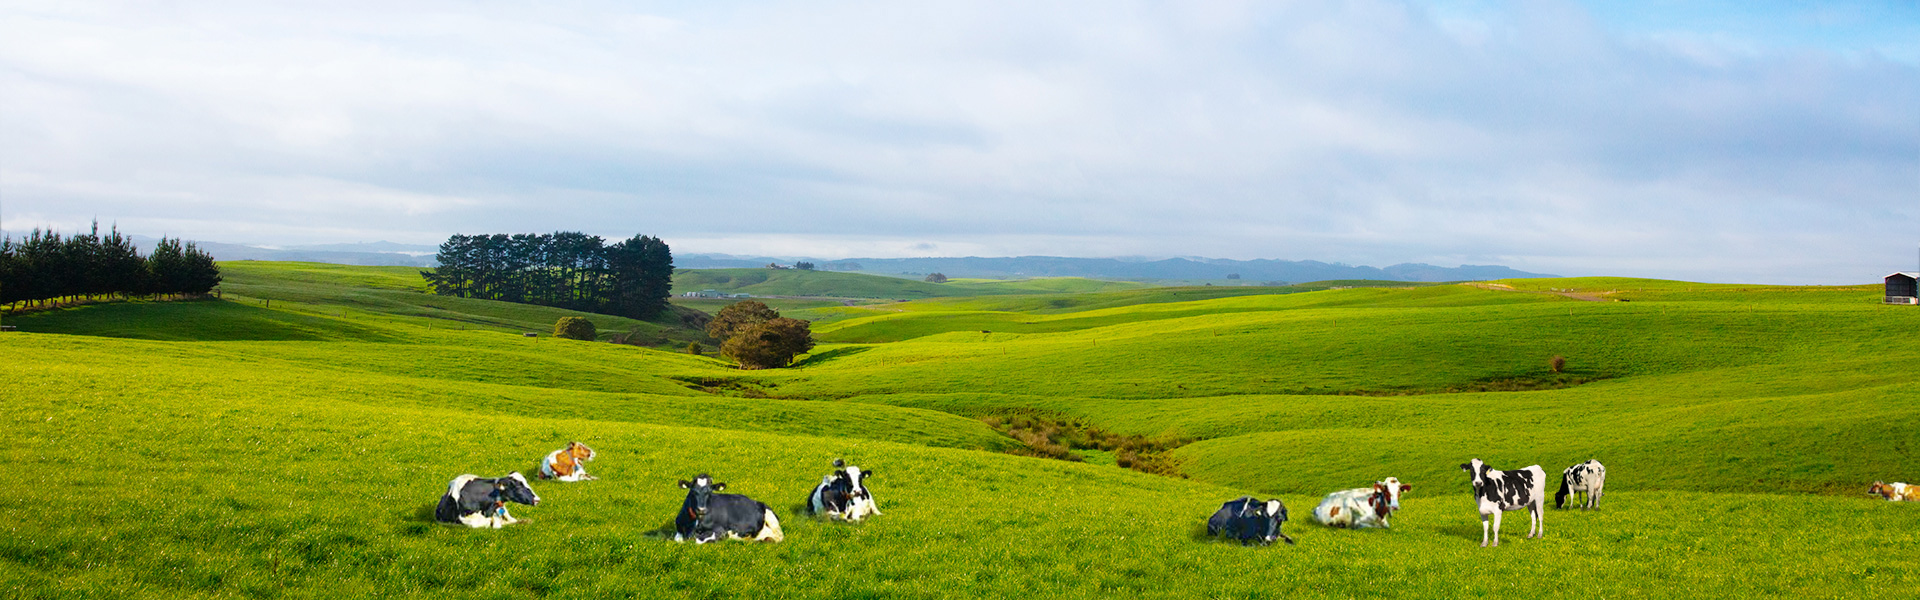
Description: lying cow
xmin=1555 ymin=459 xmax=1606 ymax=509
xmin=808 ymin=459 xmax=881 ymax=521
xmin=538 ymin=441 xmax=598 ymax=482
xmin=1313 ymin=477 xmax=1410 ymax=529
xmin=1869 ymin=481 xmax=1919 ymax=502
xmin=1206 ymin=496 xmax=1295 ymax=546
xmin=674 ymin=474 xmax=784 ymax=544
xmin=435 ymin=472 xmax=541 ymax=529
xmin=1460 ymin=458 xmax=1545 ymax=547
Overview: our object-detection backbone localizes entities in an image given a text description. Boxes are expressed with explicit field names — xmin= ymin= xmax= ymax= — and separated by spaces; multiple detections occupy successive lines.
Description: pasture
xmin=2 ymin=264 xmax=1915 ymax=598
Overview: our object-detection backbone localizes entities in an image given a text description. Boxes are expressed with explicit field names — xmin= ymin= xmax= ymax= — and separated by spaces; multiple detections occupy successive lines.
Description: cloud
xmin=0 ymin=0 xmax=1914 ymax=283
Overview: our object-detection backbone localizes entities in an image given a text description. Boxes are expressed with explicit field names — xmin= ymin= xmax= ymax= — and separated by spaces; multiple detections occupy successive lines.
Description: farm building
xmin=1888 ymin=272 xmax=1919 ymax=305
xmin=684 ymin=289 xmax=724 ymax=298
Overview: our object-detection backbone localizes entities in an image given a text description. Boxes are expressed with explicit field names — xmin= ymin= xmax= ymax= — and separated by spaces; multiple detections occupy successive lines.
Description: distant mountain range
xmin=678 ymin=254 xmax=1557 ymax=283
xmin=0 ymin=230 xmax=1555 ymax=282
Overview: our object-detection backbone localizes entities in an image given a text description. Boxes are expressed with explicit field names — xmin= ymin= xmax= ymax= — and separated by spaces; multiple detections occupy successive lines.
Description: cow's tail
xmin=1554 ymin=474 xmax=1571 ymax=509
xmin=757 ymin=507 xmax=785 ymax=543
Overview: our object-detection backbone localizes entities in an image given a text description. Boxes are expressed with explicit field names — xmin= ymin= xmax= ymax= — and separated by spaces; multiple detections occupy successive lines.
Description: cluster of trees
xmin=1 ymin=224 xmax=221 ymax=309
xmin=420 ymin=232 xmax=673 ymax=319
xmin=924 ymin=272 xmax=949 ymax=283
xmin=705 ymin=301 xmax=814 ymax=369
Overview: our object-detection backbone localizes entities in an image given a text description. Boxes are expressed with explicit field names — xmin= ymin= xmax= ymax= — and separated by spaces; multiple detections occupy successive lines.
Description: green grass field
xmin=2 ymin=263 xmax=1915 ymax=598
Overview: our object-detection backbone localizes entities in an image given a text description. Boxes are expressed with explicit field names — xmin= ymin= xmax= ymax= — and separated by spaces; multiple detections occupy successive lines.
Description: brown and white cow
xmin=1312 ymin=477 xmax=1411 ymax=529
xmin=1868 ymin=481 xmax=1919 ymax=502
xmin=537 ymin=441 xmax=598 ymax=482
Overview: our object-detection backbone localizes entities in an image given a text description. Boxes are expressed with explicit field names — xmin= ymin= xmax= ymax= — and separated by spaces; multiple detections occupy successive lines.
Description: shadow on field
xmin=789 ymin=345 xmax=873 ymax=368
xmin=1436 ymin=522 xmax=1494 ymax=542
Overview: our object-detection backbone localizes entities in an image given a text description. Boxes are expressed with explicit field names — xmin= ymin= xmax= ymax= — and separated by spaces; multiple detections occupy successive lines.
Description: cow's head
xmin=568 ymin=441 xmax=596 ymax=462
xmin=1373 ymin=477 xmax=1410 ymax=513
xmin=1460 ymin=459 xmax=1486 ymax=490
xmin=678 ymin=474 xmax=726 ymax=518
xmin=1263 ymin=499 xmax=1287 ymax=523
xmin=497 ymin=472 xmax=540 ymax=506
xmin=1868 ymin=481 xmax=1891 ymax=499
xmin=845 ymin=466 xmax=874 ymax=500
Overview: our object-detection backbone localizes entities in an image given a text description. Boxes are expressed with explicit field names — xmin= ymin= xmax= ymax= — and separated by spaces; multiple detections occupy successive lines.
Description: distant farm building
xmin=1888 ymin=273 xmax=1918 ymax=305
xmin=685 ymin=289 xmax=724 ymax=298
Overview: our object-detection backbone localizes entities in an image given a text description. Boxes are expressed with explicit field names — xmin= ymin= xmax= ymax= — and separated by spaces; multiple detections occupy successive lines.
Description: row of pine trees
xmin=420 ymin=232 xmax=674 ymax=319
xmin=0 ymin=223 xmax=223 ymax=309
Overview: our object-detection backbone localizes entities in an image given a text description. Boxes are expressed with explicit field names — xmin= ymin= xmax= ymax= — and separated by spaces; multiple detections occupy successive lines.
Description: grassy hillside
xmin=3 ymin=266 xmax=1916 ymax=598
xmin=672 ymin=268 xmax=1152 ymax=300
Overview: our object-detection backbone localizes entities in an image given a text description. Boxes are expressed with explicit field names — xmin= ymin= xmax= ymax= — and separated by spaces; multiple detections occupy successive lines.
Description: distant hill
xmin=678 ymin=254 xmax=1556 ymax=282
xmin=673 ymin=268 xmax=1152 ymax=299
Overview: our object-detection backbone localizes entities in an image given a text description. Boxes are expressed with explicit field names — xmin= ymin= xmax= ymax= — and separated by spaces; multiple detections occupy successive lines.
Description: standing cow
xmin=1555 ymin=460 xmax=1606 ymax=509
xmin=1313 ymin=477 xmax=1411 ymax=529
xmin=1459 ymin=458 xmax=1545 ymax=547
xmin=807 ymin=459 xmax=881 ymax=521
xmin=436 ymin=472 xmax=541 ymax=529
xmin=1206 ymin=496 xmax=1295 ymax=546
xmin=673 ymin=474 xmax=784 ymax=544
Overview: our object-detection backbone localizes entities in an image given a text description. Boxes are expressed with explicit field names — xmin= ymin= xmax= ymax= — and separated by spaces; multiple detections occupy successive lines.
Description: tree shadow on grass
xmin=789 ymin=345 xmax=873 ymax=368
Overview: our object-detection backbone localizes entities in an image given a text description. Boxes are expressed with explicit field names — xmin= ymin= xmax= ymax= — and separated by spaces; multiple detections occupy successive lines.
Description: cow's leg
xmin=1491 ymin=511 xmax=1503 ymax=547
xmin=1530 ymin=504 xmax=1542 ymax=538
xmin=1481 ymin=513 xmax=1492 ymax=547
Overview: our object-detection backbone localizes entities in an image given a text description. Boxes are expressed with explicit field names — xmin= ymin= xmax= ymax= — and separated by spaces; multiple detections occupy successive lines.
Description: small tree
xmin=924 ymin=272 xmax=948 ymax=283
xmin=706 ymin=300 xmax=781 ymax=340
xmin=1550 ymin=355 xmax=1566 ymax=373
xmin=554 ymin=316 xmax=597 ymax=341
xmin=794 ymin=262 xmax=816 ymax=271
xmin=687 ymin=341 xmax=703 ymax=356
xmin=721 ymin=317 xmax=815 ymax=369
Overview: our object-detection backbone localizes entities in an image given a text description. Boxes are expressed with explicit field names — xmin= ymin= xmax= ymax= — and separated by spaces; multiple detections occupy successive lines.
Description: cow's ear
xmin=863 ymin=470 xmax=875 ymax=479
xmin=1459 ymin=463 xmax=1472 ymax=471
xmin=1373 ymin=483 xmax=1385 ymax=492
xmin=679 ymin=480 xmax=692 ymax=489
xmin=1400 ymin=483 xmax=1411 ymax=492
xmin=712 ymin=483 xmax=727 ymax=491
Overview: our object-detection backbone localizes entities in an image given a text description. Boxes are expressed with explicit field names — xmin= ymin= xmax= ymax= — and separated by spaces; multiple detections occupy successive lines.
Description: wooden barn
xmin=1888 ymin=272 xmax=1919 ymax=305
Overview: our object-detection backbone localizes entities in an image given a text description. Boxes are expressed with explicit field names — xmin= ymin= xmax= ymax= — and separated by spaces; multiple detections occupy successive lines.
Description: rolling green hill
xmin=3 ymin=265 xmax=1915 ymax=598
xmin=672 ymin=268 xmax=1153 ymax=299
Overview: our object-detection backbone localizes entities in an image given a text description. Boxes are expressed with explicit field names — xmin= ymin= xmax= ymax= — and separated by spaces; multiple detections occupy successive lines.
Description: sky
xmin=2 ymin=1 xmax=1915 ymax=284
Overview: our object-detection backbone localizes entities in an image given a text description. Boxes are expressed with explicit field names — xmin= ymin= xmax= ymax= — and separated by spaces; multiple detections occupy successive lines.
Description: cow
xmin=1555 ymin=460 xmax=1606 ymax=509
xmin=674 ymin=474 xmax=785 ymax=544
xmin=1868 ymin=481 xmax=1920 ymax=502
xmin=807 ymin=459 xmax=881 ymax=521
xmin=1206 ymin=496 xmax=1295 ymax=546
xmin=1312 ymin=477 xmax=1411 ymax=529
xmin=1459 ymin=458 xmax=1545 ymax=547
xmin=435 ymin=472 xmax=541 ymax=529
xmin=537 ymin=441 xmax=598 ymax=482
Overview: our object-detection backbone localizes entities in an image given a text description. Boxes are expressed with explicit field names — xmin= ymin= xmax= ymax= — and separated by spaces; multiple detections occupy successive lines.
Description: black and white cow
xmin=807 ymin=459 xmax=881 ymax=521
xmin=435 ymin=472 xmax=541 ymax=529
xmin=1555 ymin=459 xmax=1607 ymax=510
xmin=674 ymin=474 xmax=785 ymax=544
xmin=1459 ymin=459 xmax=1545 ymax=547
xmin=1206 ymin=496 xmax=1295 ymax=546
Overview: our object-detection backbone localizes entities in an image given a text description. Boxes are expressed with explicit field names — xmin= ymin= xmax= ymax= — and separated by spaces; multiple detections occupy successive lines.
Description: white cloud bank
xmin=1 ymin=0 xmax=1914 ymax=283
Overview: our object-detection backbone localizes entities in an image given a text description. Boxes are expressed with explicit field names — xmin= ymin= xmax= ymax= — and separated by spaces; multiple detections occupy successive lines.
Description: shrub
xmin=687 ymin=342 xmax=703 ymax=356
xmin=1550 ymin=355 xmax=1566 ymax=373
xmin=720 ymin=317 xmax=814 ymax=369
xmin=924 ymin=272 xmax=948 ymax=283
xmin=553 ymin=317 xmax=597 ymax=341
